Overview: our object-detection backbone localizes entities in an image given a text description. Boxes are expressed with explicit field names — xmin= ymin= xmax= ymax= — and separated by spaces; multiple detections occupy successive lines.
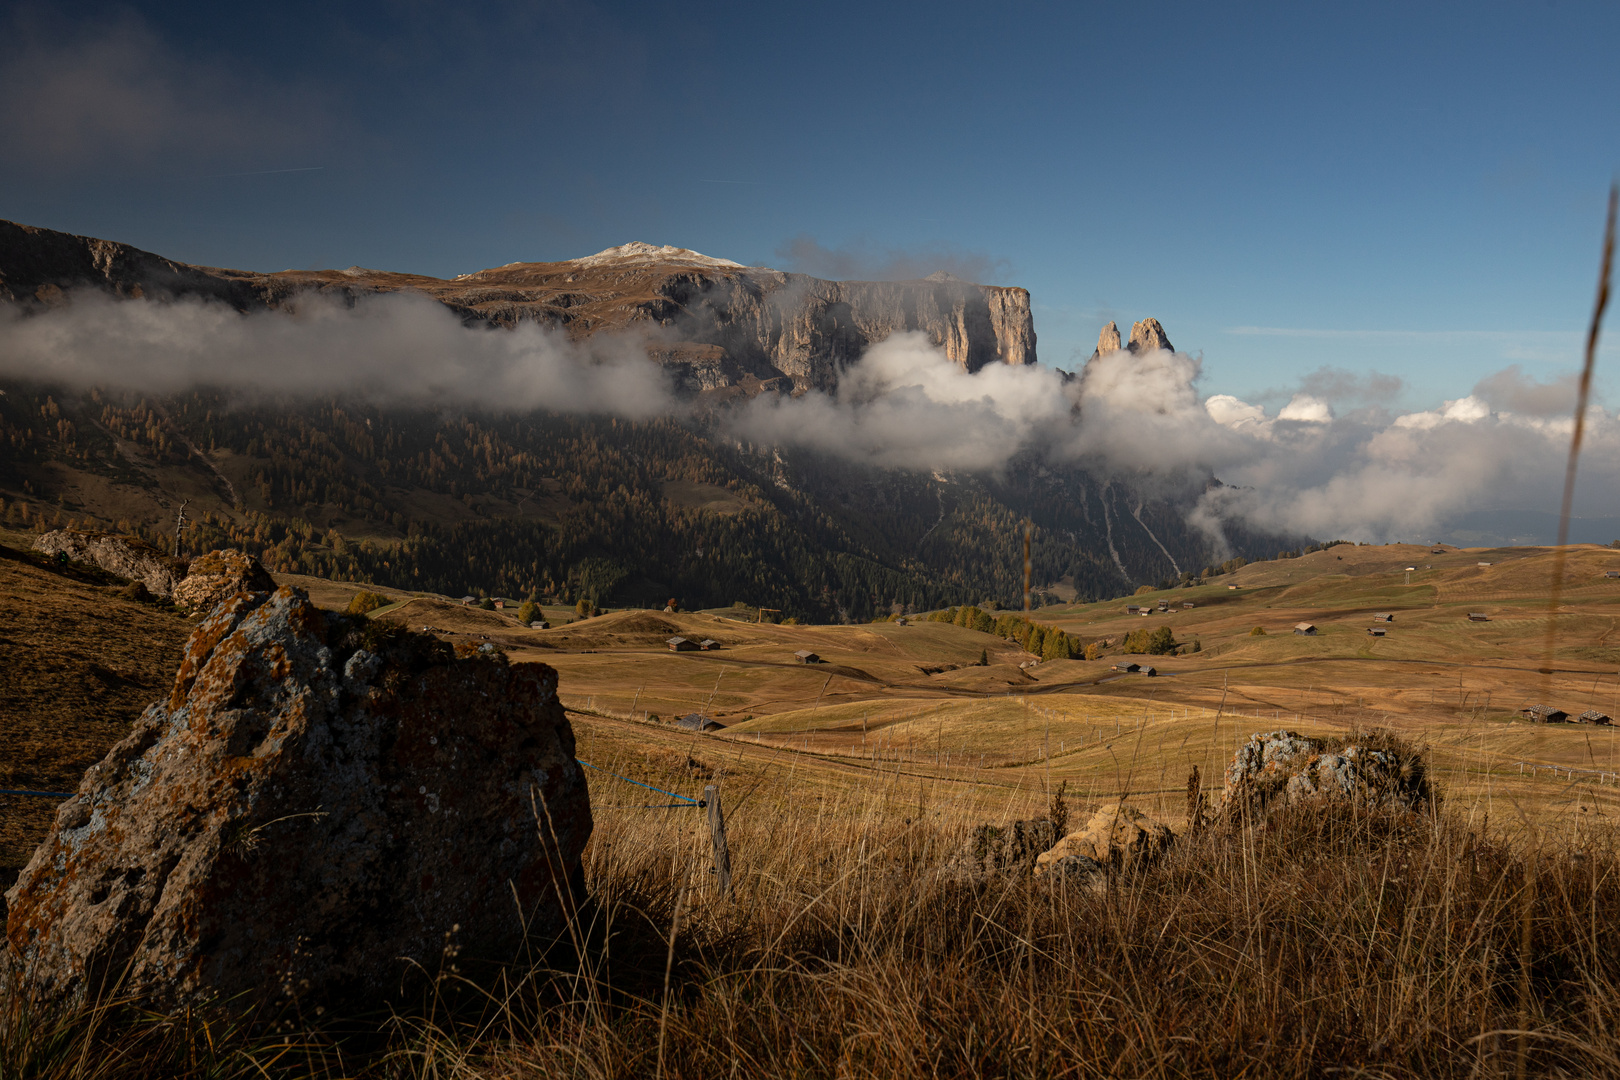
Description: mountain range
xmin=0 ymin=219 xmax=1303 ymax=619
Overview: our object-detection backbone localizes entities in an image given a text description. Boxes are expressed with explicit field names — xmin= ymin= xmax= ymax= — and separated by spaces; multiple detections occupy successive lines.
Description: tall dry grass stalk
xmin=8 ymin=765 xmax=1620 ymax=1079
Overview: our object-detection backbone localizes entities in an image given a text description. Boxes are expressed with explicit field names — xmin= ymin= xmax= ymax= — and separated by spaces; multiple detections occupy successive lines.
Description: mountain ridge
xmin=0 ymin=218 xmax=1035 ymax=392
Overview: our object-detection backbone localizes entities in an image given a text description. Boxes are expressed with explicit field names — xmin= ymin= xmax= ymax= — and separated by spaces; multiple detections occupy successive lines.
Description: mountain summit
xmin=0 ymin=218 xmax=1035 ymax=392
xmin=1089 ymin=317 xmax=1174 ymax=362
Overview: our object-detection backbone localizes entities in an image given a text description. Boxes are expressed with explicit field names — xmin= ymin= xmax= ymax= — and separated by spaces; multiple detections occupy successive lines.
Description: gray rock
xmin=4 ymin=586 xmax=592 ymax=1011
xmin=1216 ymin=730 xmax=1431 ymax=819
xmin=171 ymin=548 xmax=276 ymax=613
xmin=32 ymin=529 xmax=186 ymax=599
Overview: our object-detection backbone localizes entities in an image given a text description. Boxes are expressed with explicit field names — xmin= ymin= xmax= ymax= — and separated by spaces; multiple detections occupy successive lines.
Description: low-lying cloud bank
xmin=1 ymin=291 xmax=1608 ymax=544
xmin=0 ymin=290 xmax=676 ymax=416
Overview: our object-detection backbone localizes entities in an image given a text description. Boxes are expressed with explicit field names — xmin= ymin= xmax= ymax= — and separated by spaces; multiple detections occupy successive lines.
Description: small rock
xmin=942 ymin=819 xmax=1059 ymax=882
xmin=171 ymin=549 xmax=276 ymax=613
xmin=32 ymin=529 xmax=186 ymax=599
xmin=1034 ymin=803 xmax=1175 ymax=881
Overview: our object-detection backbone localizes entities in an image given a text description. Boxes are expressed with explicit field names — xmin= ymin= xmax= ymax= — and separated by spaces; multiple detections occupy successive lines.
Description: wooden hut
xmin=1293 ymin=622 xmax=1318 ymax=636
xmin=1366 ymin=627 xmax=1386 ymax=637
xmin=1468 ymin=612 xmax=1490 ymax=622
xmin=1520 ymin=705 xmax=1569 ymax=724
xmin=794 ymin=649 xmax=820 ymax=664
xmin=667 ymin=636 xmax=698 ymax=652
xmin=1372 ymin=613 xmax=1393 ymax=622
xmin=675 ymin=713 xmax=726 ymax=732
xmin=1578 ymin=710 xmax=1613 ymax=725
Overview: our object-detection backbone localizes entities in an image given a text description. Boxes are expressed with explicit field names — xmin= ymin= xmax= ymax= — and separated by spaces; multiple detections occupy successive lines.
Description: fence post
xmin=705 ymin=784 xmax=732 ymax=898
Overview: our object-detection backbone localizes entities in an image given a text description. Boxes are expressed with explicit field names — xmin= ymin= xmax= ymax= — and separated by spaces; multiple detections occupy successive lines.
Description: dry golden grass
xmin=0 ymin=535 xmax=189 ymax=872
xmin=9 ymin=723 xmax=1620 ymax=1078
xmin=13 ymin=538 xmax=1620 ymax=1075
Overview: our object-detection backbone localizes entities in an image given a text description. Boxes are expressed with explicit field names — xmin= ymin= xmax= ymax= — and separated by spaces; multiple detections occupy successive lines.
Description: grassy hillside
xmin=9 ymin=535 xmax=1620 ymax=1075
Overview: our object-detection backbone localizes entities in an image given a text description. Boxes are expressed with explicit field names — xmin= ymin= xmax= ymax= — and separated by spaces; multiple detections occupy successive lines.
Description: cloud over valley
xmin=1 ymin=290 xmax=1609 ymax=547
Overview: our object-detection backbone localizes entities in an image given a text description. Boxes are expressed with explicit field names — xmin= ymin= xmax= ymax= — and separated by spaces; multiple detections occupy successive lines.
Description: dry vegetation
xmin=0 ymin=528 xmax=189 ymax=872
xmin=7 ymin=740 xmax=1620 ymax=1078
xmin=11 ymin=538 xmax=1620 ymax=1075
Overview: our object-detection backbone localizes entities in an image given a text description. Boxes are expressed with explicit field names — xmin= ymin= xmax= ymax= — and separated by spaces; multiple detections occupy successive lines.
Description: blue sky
xmin=1 ymin=0 xmax=1616 ymax=411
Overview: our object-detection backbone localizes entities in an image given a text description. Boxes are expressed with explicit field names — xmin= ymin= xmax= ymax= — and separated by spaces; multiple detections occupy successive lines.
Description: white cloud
xmin=3 ymin=290 xmax=1609 ymax=546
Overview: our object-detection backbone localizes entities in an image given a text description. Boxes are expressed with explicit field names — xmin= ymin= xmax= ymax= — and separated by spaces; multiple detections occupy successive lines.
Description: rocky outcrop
xmin=1216 ymin=730 xmax=1432 ymax=820
xmin=1094 ymin=321 xmax=1122 ymax=357
xmin=1128 ymin=318 xmax=1173 ymax=355
xmin=4 ymin=587 xmax=591 ymax=1010
xmin=1087 ymin=317 xmax=1175 ymax=363
xmin=1034 ymin=803 xmax=1175 ymax=881
xmin=32 ymin=529 xmax=186 ymax=599
xmin=942 ymin=818 xmax=1060 ymax=882
xmin=171 ymin=548 xmax=276 ymax=613
xmin=0 ymin=220 xmax=1035 ymax=392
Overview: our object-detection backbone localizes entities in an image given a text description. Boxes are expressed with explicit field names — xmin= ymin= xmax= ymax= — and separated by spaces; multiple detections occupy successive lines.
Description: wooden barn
xmin=1521 ymin=705 xmax=1569 ymax=724
xmin=1293 ymin=623 xmax=1318 ymax=636
xmin=794 ymin=649 xmax=820 ymax=664
xmin=667 ymin=636 xmax=699 ymax=652
xmin=1579 ymin=710 xmax=1613 ymax=725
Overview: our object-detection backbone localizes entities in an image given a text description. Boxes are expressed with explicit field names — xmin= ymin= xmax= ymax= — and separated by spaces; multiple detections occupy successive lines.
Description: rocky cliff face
xmin=0 ymin=221 xmax=1035 ymax=392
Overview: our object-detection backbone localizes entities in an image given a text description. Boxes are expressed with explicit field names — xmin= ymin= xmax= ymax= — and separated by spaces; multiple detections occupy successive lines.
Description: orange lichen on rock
xmin=3 ymin=586 xmax=591 ymax=1011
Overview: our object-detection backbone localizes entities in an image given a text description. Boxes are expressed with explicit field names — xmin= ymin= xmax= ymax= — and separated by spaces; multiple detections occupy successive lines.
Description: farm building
xmin=1293 ymin=623 xmax=1318 ymax=636
xmin=674 ymin=713 xmax=726 ymax=732
xmin=667 ymin=637 xmax=698 ymax=652
xmin=1372 ymin=613 xmax=1393 ymax=622
xmin=1366 ymin=627 xmax=1386 ymax=637
xmin=896 ymin=616 xmax=909 ymax=625
xmin=1521 ymin=705 xmax=1569 ymax=724
xmin=1141 ymin=665 xmax=1158 ymax=677
xmin=493 ymin=599 xmax=506 ymax=609
xmin=460 ymin=595 xmax=476 ymax=605
xmin=530 ymin=620 xmax=550 ymax=630
xmin=1112 ymin=662 xmax=1140 ymax=673
xmin=795 ymin=649 xmax=820 ymax=664
xmin=1468 ymin=612 xmax=1490 ymax=622
xmin=1606 ymin=571 xmax=1620 ymax=579
xmin=1579 ymin=710 xmax=1613 ymax=725
xmin=1182 ymin=602 xmax=1195 ymax=610
xmin=1126 ymin=605 xmax=1142 ymax=615
xmin=1157 ymin=600 xmax=1170 ymax=612
xmin=699 ymin=639 xmax=720 ymax=650
xmin=1228 ymin=584 xmax=1240 ymax=590
xmin=1478 ymin=562 xmax=1493 ymax=568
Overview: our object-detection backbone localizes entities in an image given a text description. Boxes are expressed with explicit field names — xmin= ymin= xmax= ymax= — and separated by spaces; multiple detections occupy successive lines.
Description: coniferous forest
xmin=0 ymin=383 xmax=1307 ymax=621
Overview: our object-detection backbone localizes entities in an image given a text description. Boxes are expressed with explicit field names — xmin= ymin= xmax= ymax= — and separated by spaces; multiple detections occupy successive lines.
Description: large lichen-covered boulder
xmin=1216 ymin=729 xmax=1432 ymax=820
xmin=1034 ymin=803 xmax=1175 ymax=882
xmin=4 ymin=586 xmax=592 ymax=1010
xmin=32 ymin=529 xmax=187 ymax=599
xmin=171 ymin=548 xmax=276 ymax=613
